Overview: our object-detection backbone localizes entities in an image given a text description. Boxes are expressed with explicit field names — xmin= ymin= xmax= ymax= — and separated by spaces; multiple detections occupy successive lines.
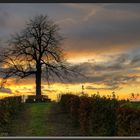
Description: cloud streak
xmin=0 ymin=87 xmax=12 ymax=94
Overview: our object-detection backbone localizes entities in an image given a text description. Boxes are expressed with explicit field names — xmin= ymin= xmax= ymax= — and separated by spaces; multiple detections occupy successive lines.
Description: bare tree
xmin=0 ymin=15 xmax=75 ymax=98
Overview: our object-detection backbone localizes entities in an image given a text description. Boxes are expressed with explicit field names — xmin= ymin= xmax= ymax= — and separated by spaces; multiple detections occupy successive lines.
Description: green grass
xmin=27 ymin=103 xmax=52 ymax=136
xmin=9 ymin=102 xmax=53 ymax=136
xmin=121 ymin=101 xmax=140 ymax=109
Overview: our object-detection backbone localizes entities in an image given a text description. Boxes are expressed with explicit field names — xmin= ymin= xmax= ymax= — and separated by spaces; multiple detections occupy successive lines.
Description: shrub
xmin=0 ymin=96 xmax=23 ymax=134
xmin=4 ymin=97 xmax=22 ymax=117
xmin=58 ymin=93 xmax=140 ymax=136
xmin=90 ymin=95 xmax=119 ymax=136
xmin=0 ymin=109 xmax=10 ymax=133
xmin=70 ymin=95 xmax=80 ymax=127
xmin=79 ymin=96 xmax=92 ymax=135
xmin=59 ymin=94 xmax=76 ymax=113
xmin=117 ymin=107 xmax=140 ymax=136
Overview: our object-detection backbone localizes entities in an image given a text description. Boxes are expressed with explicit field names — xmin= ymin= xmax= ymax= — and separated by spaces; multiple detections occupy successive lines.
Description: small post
xmin=82 ymin=85 xmax=84 ymax=95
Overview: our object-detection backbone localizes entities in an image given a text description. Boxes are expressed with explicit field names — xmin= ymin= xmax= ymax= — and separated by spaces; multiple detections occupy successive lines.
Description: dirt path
xmin=45 ymin=102 xmax=82 ymax=136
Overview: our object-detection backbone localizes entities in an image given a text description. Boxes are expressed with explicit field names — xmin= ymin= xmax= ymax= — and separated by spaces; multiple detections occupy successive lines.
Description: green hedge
xmin=0 ymin=96 xmax=24 ymax=135
xmin=70 ymin=95 xmax=80 ymax=127
xmin=59 ymin=94 xmax=76 ymax=113
xmin=59 ymin=94 xmax=133 ymax=136
xmin=90 ymin=95 xmax=118 ymax=136
xmin=79 ymin=96 xmax=92 ymax=135
xmin=117 ymin=107 xmax=140 ymax=136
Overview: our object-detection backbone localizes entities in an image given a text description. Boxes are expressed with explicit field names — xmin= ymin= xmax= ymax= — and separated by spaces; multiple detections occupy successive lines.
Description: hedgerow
xmin=59 ymin=93 xmax=140 ymax=136
xmin=0 ymin=96 xmax=24 ymax=135
xmin=117 ymin=106 xmax=140 ymax=136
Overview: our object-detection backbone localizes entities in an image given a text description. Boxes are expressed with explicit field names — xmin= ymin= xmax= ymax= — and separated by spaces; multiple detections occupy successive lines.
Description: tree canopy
xmin=0 ymin=15 xmax=77 ymax=96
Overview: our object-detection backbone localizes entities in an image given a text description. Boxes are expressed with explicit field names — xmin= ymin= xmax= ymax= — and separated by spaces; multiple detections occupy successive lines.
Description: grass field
xmin=121 ymin=101 xmax=140 ymax=109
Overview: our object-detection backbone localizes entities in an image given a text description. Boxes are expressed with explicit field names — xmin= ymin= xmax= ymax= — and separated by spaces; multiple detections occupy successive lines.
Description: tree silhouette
xmin=0 ymin=15 xmax=74 ymax=98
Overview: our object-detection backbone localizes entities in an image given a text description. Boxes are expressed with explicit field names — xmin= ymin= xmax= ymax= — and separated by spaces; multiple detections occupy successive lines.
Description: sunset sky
xmin=0 ymin=3 xmax=140 ymax=100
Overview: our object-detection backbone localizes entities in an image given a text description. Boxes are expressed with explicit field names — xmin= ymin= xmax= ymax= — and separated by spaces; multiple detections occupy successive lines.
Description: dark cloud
xmin=131 ymin=55 xmax=140 ymax=66
xmin=62 ymin=4 xmax=140 ymax=56
xmin=0 ymin=4 xmax=140 ymax=57
xmin=58 ymin=53 xmax=140 ymax=89
xmin=0 ymin=11 xmax=11 ymax=28
xmin=43 ymin=89 xmax=57 ymax=93
xmin=0 ymin=87 xmax=12 ymax=94
xmin=86 ymin=85 xmax=119 ymax=90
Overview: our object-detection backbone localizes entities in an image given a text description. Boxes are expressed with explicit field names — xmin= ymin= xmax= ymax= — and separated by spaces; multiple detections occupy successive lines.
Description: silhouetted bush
xmin=90 ymin=95 xmax=119 ymax=136
xmin=0 ymin=109 xmax=10 ymax=134
xmin=70 ymin=95 xmax=80 ymax=127
xmin=59 ymin=94 xmax=76 ymax=113
xmin=79 ymin=96 xmax=92 ymax=135
xmin=0 ymin=96 xmax=23 ymax=135
xmin=117 ymin=107 xmax=140 ymax=136
xmin=58 ymin=93 xmax=140 ymax=136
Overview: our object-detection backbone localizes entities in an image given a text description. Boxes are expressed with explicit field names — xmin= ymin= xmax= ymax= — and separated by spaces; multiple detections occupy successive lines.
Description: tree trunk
xmin=35 ymin=63 xmax=42 ymax=97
